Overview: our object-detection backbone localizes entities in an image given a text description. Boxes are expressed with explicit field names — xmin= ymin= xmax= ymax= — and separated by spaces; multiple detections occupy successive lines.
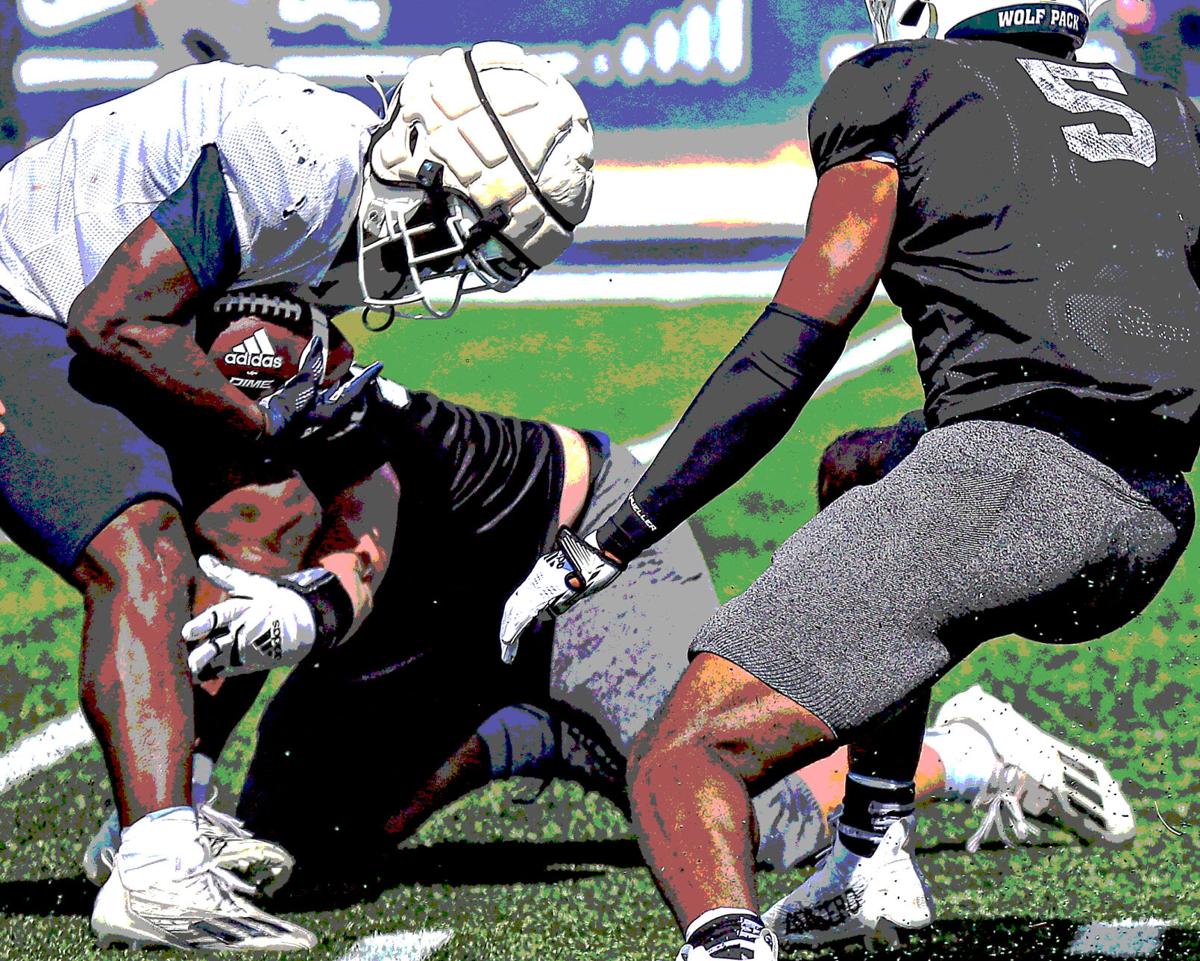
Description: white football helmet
xmin=865 ymin=0 xmax=1111 ymax=47
xmin=355 ymin=41 xmax=594 ymax=321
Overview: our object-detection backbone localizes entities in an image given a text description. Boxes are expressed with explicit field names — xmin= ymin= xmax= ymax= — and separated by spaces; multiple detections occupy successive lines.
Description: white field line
xmin=0 ymin=709 xmax=91 ymax=795
xmin=472 ymin=268 xmax=786 ymax=304
xmin=629 ymin=316 xmax=911 ymax=462
xmin=334 ymin=930 xmax=453 ymax=961
xmin=472 ymin=271 xmax=895 ymax=305
xmin=1068 ymin=919 xmax=1172 ymax=957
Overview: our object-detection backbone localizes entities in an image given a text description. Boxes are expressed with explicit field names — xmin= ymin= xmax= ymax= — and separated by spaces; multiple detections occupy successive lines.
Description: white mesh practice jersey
xmin=0 ymin=62 xmax=379 ymax=323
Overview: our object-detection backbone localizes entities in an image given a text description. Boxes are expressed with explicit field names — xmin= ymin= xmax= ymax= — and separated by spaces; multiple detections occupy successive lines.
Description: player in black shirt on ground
xmin=502 ymin=1 xmax=1199 ymax=957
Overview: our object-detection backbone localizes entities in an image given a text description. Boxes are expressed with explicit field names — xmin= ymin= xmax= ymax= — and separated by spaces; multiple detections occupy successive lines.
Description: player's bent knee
xmin=478 ymin=704 xmax=558 ymax=779
xmin=73 ymin=497 xmax=193 ymax=594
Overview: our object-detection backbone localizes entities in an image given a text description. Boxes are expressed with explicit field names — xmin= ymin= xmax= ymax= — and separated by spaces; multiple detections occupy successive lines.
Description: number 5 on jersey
xmin=1018 ymin=58 xmax=1157 ymax=168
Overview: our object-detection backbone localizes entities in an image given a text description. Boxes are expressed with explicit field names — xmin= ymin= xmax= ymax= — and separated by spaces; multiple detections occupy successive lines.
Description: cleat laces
xmin=966 ymin=764 xmax=1041 ymax=853
xmin=198 ymin=790 xmax=254 ymax=840
xmin=183 ymin=860 xmax=259 ymax=906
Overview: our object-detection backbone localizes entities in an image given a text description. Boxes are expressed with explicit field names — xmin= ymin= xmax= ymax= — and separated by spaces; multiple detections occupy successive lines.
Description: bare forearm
xmin=66 ymin=217 xmax=266 ymax=438
xmin=317 ymin=550 xmax=377 ymax=636
xmin=109 ymin=321 xmax=266 ymax=436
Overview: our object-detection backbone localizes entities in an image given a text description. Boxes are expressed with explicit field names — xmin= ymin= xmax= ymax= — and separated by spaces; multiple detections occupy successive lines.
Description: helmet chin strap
xmin=361 ymin=304 xmax=396 ymax=332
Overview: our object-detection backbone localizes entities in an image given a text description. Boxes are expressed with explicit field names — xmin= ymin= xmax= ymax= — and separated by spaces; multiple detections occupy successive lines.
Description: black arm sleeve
xmin=596 ymin=303 xmax=850 ymax=560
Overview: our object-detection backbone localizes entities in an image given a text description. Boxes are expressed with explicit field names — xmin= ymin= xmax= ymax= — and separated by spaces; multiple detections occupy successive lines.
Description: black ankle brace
xmin=838 ymin=773 xmax=915 ymax=856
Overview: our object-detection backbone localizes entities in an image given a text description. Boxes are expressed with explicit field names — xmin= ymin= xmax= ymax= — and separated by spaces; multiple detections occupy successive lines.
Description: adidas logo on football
xmin=224 ymin=329 xmax=284 ymax=369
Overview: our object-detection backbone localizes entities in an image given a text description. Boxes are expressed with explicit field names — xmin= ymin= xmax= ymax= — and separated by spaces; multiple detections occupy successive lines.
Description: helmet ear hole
xmin=408 ymin=123 xmax=420 ymax=155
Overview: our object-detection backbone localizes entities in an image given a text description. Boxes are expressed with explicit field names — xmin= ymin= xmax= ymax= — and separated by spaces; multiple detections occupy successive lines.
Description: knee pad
xmin=477 ymin=704 xmax=558 ymax=780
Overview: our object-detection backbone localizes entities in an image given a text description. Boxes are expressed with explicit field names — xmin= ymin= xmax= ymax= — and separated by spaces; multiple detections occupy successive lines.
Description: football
xmin=204 ymin=310 xmax=355 ymax=401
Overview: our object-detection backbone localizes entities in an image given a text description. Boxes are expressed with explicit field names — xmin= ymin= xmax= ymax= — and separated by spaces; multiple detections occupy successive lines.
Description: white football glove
xmin=499 ymin=528 xmax=624 ymax=665
xmin=183 ymin=555 xmax=318 ymax=679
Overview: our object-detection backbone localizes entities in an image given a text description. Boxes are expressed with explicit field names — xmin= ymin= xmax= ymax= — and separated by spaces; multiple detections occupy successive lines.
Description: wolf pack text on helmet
xmin=864 ymin=0 xmax=1112 ymax=48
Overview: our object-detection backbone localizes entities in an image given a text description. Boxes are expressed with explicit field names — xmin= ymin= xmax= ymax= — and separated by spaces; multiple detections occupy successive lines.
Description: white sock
xmin=191 ymin=753 xmax=215 ymax=809
xmin=924 ymin=722 xmax=997 ymax=801
xmin=117 ymin=807 xmax=205 ymax=888
xmin=685 ymin=907 xmax=760 ymax=942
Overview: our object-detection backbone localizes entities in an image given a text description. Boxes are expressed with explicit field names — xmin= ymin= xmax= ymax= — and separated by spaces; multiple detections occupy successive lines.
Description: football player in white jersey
xmin=0 ymin=42 xmax=591 ymax=951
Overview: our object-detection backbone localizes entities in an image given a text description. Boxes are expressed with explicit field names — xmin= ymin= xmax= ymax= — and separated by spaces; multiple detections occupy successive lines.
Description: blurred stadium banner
xmin=0 ymin=0 xmax=1170 ymax=293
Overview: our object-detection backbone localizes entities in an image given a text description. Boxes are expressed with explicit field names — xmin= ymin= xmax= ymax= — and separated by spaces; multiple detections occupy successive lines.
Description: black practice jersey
xmin=811 ymin=37 xmax=1200 ymax=469
xmin=378 ymin=387 xmax=563 ymax=553
xmin=302 ymin=383 xmax=562 ymax=547
xmin=298 ymin=384 xmax=565 ymax=682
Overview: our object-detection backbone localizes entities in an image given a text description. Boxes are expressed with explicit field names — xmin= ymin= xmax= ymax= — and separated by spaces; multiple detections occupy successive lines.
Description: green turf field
xmin=0 ymin=300 xmax=1196 ymax=959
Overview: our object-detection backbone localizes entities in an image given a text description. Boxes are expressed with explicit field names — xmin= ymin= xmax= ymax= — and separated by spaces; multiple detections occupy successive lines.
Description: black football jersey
xmin=295 ymin=386 xmax=564 ymax=680
xmin=810 ymin=37 xmax=1200 ymax=469
xmin=301 ymin=385 xmax=561 ymax=548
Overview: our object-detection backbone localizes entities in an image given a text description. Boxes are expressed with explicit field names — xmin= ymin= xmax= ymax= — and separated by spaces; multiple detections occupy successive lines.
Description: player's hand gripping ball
xmin=203 ymin=293 xmax=381 ymax=440
xmin=206 ymin=312 xmax=355 ymax=400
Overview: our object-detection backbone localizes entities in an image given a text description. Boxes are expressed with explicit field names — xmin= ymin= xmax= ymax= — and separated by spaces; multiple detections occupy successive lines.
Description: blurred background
xmin=2 ymin=0 xmax=1185 ymax=302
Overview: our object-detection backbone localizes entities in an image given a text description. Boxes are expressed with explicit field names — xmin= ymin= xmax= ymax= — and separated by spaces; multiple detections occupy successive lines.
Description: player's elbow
xmin=65 ymin=300 xmax=120 ymax=358
xmin=64 ymin=314 xmax=99 ymax=356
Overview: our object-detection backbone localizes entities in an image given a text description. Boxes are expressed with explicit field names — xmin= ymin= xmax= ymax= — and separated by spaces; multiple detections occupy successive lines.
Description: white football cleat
xmin=197 ymin=795 xmax=296 ymax=896
xmin=82 ymin=811 xmax=121 ymax=887
xmin=932 ymin=685 xmax=1136 ymax=849
xmin=763 ymin=818 xmax=934 ymax=949
xmin=677 ymin=916 xmax=779 ymax=960
xmin=84 ymin=796 xmax=295 ymax=896
xmin=91 ymin=839 xmax=315 ymax=951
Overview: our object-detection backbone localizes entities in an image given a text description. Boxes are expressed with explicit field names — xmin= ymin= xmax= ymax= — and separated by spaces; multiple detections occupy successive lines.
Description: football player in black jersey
xmin=80 ymin=289 xmax=1137 ymax=909
xmin=502 ymin=0 xmax=1199 ymax=957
